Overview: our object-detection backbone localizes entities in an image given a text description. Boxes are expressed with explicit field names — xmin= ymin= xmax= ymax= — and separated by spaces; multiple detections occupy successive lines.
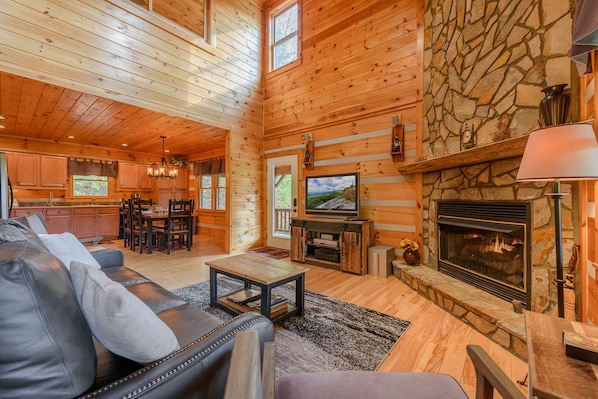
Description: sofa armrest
xmin=224 ymin=331 xmax=276 ymax=399
xmin=91 ymin=248 xmax=124 ymax=268
xmin=224 ymin=331 xmax=262 ymax=399
xmin=78 ymin=312 xmax=274 ymax=399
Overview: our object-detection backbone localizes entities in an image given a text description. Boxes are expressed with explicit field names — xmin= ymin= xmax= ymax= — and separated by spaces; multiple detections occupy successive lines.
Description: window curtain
xmin=67 ymin=158 xmax=118 ymax=177
xmin=193 ymin=157 xmax=225 ymax=175
xmin=571 ymin=0 xmax=598 ymax=75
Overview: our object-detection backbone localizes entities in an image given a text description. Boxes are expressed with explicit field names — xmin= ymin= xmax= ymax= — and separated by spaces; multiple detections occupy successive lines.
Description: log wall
xmin=580 ymin=52 xmax=598 ymax=323
xmin=0 ymin=0 xmax=265 ymax=252
xmin=264 ymin=0 xmax=424 ymax=258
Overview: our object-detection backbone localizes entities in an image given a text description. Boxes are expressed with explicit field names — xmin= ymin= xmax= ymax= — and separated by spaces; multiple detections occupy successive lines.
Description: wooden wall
xmin=580 ymin=52 xmax=598 ymax=323
xmin=263 ymin=0 xmax=424 ymax=258
xmin=0 ymin=0 xmax=265 ymax=253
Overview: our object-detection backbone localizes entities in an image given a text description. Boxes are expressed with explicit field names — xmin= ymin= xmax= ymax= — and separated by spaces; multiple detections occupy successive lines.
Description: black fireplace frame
xmin=436 ymin=200 xmax=532 ymax=308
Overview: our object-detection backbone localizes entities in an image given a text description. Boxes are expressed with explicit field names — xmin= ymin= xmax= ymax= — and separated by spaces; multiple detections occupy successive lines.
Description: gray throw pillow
xmin=38 ymin=232 xmax=101 ymax=270
xmin=69 ymin=260 xmax=180 ymax=364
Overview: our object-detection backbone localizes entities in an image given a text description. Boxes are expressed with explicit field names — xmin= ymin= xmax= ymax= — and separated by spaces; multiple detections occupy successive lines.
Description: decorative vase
xmin=539 ymin=84 xmax=570 ymax=127
xmin=403 ymin=248 xmax=420 ymax=266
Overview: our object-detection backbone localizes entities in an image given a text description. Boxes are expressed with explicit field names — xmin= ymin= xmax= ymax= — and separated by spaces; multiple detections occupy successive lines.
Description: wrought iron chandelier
xmin=147 ymin=136 xmax=178 ymax=179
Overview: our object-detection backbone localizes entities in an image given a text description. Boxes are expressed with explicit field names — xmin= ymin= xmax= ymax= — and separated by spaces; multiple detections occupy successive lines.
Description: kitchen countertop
xmin=15 ymin=203 xmax=121 ymax=208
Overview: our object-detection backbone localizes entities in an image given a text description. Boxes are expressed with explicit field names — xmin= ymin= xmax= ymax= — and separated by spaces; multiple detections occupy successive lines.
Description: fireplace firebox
xmin=437 ymin=201 xmax=531 ymax=307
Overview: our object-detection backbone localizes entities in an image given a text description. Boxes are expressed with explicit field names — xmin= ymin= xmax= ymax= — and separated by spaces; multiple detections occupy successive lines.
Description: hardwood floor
xmin=104 ymin=234 xmax=529 ymax=398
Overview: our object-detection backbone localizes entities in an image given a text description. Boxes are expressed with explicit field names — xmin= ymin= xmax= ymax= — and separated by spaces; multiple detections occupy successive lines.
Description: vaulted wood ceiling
xmin=0 ymin=72 xmax=226 ymax=158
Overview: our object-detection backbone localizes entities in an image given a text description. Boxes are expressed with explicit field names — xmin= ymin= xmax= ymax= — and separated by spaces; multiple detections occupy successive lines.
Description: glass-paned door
xmin=266 ymin=155 xmax=298 ymax=249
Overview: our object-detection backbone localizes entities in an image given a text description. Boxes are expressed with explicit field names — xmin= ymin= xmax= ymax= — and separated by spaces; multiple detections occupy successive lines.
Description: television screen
xmin=305 ymin=173 xmax=359 ymax=217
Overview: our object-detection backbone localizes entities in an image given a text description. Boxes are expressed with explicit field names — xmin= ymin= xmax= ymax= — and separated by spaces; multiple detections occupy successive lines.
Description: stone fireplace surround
xmin=393 ymin=138 xmax=580 ymax=357
xmin=421 ymin=155 xmax=577 ymax=316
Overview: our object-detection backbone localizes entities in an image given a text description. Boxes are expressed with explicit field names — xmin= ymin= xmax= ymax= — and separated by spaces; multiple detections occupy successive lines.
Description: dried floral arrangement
xmin=400 ymin=238 xmax=420 ymax=251
xmin=169 ymin=156 xmax=188 ymax=167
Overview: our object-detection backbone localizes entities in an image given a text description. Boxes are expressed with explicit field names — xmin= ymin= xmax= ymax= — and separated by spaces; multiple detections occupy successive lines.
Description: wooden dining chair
xmin=158 ymin=199 xmax=194 ymax=254
xmin=129 ymin=197 xmax=154 ymax=253
xmin=120 ymin=198 xmax=133 ymax=249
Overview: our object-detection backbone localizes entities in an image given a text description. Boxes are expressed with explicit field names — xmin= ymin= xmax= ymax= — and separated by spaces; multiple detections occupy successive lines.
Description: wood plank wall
xmin=0 ymin=0 xmax=266 ymax=253
xmin=263 ymin=0 xmax=424 ymax=258
xmin=580 ymin=51 xmax=598 ymax=323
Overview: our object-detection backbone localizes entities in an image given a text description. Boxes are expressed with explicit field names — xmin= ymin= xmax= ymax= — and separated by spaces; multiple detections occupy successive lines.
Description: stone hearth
xmin=393 ymin=262 xmax=527 ymax=359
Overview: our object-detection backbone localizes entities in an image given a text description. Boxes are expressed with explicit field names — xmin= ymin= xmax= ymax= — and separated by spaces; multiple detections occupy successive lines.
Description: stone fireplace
xmin=436 ymin=200 xmax=531 ymax=307
xmin=421 ymin=155 xmax=579 ymax=315
xmin=419 ymin=0 xmax=576 ymax=316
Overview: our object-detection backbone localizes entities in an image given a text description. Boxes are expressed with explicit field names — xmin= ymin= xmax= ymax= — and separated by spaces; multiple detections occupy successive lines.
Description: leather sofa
xmin=0 ymin=217 xmax=274 ymax=399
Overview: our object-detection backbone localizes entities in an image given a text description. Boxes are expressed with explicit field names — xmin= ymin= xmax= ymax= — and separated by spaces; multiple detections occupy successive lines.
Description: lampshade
xmin=516 ymin=123 xmax=598 ymax=181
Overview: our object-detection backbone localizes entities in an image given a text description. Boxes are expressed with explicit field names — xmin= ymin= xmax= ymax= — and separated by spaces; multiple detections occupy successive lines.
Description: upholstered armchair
xmin=224 ymin=331 xmax=526 ymax=399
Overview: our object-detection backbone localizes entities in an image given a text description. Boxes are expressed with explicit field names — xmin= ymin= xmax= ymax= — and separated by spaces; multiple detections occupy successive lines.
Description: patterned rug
xmin=246 ymin=246 xmax=290 ymax=259
xmin=172 ymin=277 xmax=411 ymax=377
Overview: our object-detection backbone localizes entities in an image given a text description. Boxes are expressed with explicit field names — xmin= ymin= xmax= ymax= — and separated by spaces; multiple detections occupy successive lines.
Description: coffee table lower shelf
xmin=216 ymin=294 xmax=299 ymax=323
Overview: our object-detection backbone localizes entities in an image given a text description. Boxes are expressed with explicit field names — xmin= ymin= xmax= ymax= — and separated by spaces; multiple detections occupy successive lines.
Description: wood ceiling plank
xmin=27 ymin=84 xmax=64 ymax=137
xmin=41 ymin=87 xmax=83 ymax=140
xmin=0 ymin=73 xmax=24 ymax=132
xmin=15 ymin=77 xmax=45 ymax=137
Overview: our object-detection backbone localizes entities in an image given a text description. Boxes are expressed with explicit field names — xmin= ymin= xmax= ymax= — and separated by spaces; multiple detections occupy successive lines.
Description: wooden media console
xmin=290 ymin=217 xmax=374 ymax=275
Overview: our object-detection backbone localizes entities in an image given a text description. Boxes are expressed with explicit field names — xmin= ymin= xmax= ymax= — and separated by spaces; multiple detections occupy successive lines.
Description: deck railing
xmin=275 ymin=208 xmax=291 ymax=234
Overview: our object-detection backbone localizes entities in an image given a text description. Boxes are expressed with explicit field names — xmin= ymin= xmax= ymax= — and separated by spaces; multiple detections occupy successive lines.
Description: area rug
xmin=246 ymin=246 xmax=290 ymax=259
xmin=172 ymin=277 xmax=411 ymax=377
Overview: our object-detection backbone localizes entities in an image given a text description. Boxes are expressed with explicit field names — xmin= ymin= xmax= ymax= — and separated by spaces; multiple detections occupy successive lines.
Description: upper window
xmin=125 ymin=0 xmax=210 ymax=41
xmin=270 ymin=1 xmax=300 ymax=71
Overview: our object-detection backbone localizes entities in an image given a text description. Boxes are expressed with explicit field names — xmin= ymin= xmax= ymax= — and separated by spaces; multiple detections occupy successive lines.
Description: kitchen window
xmin=72 ymin=175 xmax=108 ymax=197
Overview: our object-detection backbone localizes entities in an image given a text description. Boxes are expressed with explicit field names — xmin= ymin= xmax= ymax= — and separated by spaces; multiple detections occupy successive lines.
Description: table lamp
xmin=516 ymin=123 xmax=598 ymax=317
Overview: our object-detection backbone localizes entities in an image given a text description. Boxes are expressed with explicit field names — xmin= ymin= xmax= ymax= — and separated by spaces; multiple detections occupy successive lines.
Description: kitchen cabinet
xmin=156 ymin=168 xmax=189 ymax=208
xmin=15 ymin=153 xmax=37 ymax=187
xmin=72 ymin=207 xmax=119 ymax=239
xmin=156 ymin=167 xmax=188 ymax=190
xmin=14 ymin=207 xmax=71 ymax=235
xmin=13 ymin=153 xmax=67 ymax=189
xmin=14 ymin=206 xmax=120 ymax=239
xmin=98 ymin=207 xmax=119 ymax=237
xmin=117 ymin=162 xmax=152 ymax=191
xmin=73 ymin=208 xmax=97 ymax=238
xmin=45 ymin=208 xmax=72 ymax=234
xmin=40 ymin=156 xmax=68 ymax=188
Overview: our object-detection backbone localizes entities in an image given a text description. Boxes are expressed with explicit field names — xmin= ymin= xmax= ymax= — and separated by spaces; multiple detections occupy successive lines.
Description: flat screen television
xmin=305 ymin=172 xmax=360 ymax=217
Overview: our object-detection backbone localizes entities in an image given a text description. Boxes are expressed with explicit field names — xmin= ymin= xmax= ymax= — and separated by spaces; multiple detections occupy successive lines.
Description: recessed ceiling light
xmin=0 ymin=116 xmax=6 ymax=120
xmin=164 ymin=149 xmax=170 ymax=153
xmin=67 ymin=135 xmax=75 ymax=139
xmin=0 ymin=125 xmax=5 ymax=129
xmin=121 ymin=143 xmax=128 ymax=147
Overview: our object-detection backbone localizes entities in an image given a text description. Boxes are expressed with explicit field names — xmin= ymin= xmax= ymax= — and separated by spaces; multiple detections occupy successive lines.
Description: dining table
xmin=141 ymin=211 xmax=168 ymax=254
xmin=140 ymin=211 xmax=197 ymax=254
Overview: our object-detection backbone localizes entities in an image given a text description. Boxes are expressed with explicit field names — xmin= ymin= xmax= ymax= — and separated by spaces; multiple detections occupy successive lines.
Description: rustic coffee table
xmin=207 ymin=253 xmax=308 ymax=322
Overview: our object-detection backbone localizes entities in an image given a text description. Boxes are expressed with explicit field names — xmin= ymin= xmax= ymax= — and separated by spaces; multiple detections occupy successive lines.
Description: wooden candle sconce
xmin=391 ymin=122 xmax=404 ymax=162
xmin=304 ymin=140 xmax=315 ymax=169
